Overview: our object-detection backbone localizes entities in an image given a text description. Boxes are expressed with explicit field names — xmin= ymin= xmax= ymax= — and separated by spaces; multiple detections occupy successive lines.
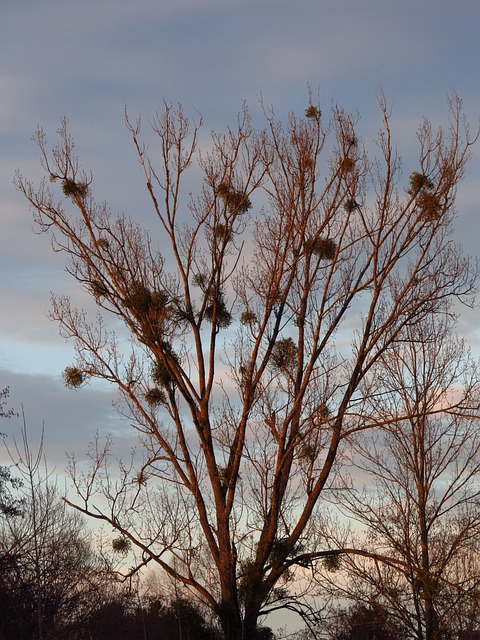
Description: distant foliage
xmin=329 ymin=603 xmax=404 ymax=640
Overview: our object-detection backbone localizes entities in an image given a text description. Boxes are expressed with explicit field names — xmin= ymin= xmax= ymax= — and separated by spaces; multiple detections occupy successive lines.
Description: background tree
xmin=319 ymin=311 xmax=480 ymax=640
xmin=0 ymin=420 xmax=101 ymax=640
xmin=0 ymin=387 xmax=26 ymax=637
xmin=326 ymin=601 xmax=405 ymax=640
xmin=16 ymin=94 xmax=477 ymax=639
xmin=79 ymin=588 xmax=220 ymax=640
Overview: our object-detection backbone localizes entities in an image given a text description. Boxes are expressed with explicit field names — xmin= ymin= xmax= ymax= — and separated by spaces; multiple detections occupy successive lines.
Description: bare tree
xmin=1 ymin=419 xmax=100 ymax=640
xmin=320 ymin=310 xmax=480 ymax=640
xmin=15 ymin=93 xmax=478 ymax=639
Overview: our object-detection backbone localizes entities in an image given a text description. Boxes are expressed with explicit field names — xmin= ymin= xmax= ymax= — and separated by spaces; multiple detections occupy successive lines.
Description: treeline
xmin=3 ymin=449 xmax=480 ymax=640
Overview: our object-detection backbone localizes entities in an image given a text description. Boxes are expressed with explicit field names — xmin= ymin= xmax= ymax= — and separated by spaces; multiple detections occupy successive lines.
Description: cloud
xmin=0 ymin=73 xmax=33 ymax=134
xmin=0 ymin=369 xmax=136 ymax=473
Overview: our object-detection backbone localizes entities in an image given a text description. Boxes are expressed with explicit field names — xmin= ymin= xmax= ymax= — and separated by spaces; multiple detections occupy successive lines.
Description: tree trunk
xmin=219 ymin=602 xmax=260 ymax=640
xmin=424 ymin=590 xmax=438 ymax=640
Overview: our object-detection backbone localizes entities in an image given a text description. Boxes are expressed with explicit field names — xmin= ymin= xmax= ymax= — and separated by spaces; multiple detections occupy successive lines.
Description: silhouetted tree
xmin=329 ymin=602 xmax=404 ymax=640
xmin=81 ymin=591 xmax=220 ymax=640
xmin=0 ymin=420 xmax=101 ymax=640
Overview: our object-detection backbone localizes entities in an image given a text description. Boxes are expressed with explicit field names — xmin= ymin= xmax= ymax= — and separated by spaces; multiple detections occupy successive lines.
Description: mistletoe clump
xmin=408 ymin=171 xmax=434 ymax=196
xmin=144 ymin=387 xmax=167 ymax=407
xmin=344 ymin=198 xmax=359 ymax=213
xmin=240 ymin=309 xmax=257 ymax=326
xmin=151 ymin=348 xmax=178 ymax=389
xmin=62 ymin=178 xmax=88 ymax=199
xmin=306 ymin=237 xmax=337 ymax=260
xmin=305 ymin=105 xmax=321 ymax=120
xmin=90 ymin=279 xmax=109 ymax=302
xmin=63 ymin=366 xmax=85 ymax=389
xmin=271 ymin=337 xmax=297 ymax=371
xmin=216 ymin=182 xmax=252 ymax=215
xmin=204 ymin=292 xmax=232 ymax=329
xmin=323 ymin=553 xmax=341 ymax=572
xmin=112 ymin=536 xmax=131 ymax=554
xmin=408 ymin=171 xmax=442 ymax=221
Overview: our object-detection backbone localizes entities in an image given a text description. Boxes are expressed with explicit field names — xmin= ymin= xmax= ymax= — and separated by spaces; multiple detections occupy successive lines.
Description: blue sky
xmin=1 ymin=0 xmax=480 ymax=472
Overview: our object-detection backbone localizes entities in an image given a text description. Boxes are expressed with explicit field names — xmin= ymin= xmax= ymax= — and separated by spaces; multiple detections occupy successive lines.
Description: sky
xmin=1 ymin=0 xmax=480 ymax=634
xmin=1 ymin=0 xmax=480 ymax=511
